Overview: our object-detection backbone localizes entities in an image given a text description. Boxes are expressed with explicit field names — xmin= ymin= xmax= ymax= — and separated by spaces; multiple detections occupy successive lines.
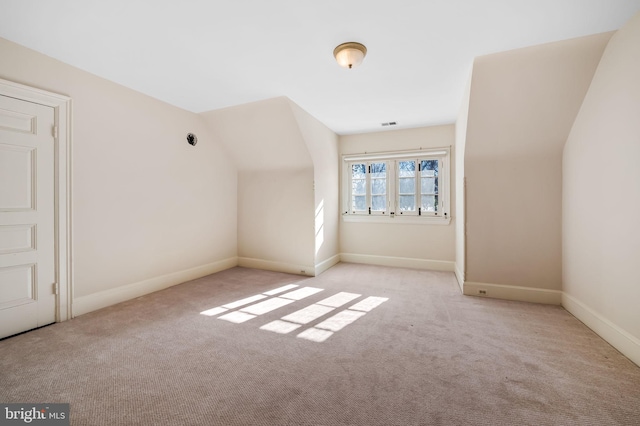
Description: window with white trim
xmin=349 ymin=162 xmax=388 ymax=214
xmin=343 ymin=148 xmax=450 ymax=223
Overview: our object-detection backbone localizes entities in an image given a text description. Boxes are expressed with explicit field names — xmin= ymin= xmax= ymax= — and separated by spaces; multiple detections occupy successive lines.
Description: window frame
xmin=342 ymin=147 xmax=451 ymax=225
xmin=348 ymin=161 xmax=390 ymax=215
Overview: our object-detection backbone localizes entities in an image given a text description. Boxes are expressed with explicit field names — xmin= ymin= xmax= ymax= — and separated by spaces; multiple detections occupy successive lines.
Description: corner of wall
xmin=454 ymin=263 xmax=465 ymax=293
xmin=315 ymin=255 xmax=341 ymax=276
xmin=455 ymin=68 xmax=472 ymax=296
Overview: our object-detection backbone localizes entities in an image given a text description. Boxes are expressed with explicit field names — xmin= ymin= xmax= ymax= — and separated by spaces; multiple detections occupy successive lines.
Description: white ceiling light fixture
xmin=333 ymin=42 xmax=367 ymax=69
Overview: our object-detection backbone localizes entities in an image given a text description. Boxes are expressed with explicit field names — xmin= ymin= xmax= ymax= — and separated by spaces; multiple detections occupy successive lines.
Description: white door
xmin=0 ymin=95 xmax=56 ymax=339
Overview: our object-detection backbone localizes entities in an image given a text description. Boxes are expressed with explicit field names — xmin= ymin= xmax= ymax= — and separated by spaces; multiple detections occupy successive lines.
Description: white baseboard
xmin=454 ymin=264 xmax=465 ymax=293
xmin=315 ymin=254 xmax=340 ymax=276
xmin=339 ymin=253 xmax=455 ymax=272
xmin=73 ymin=257 xmax=238 ymax=317
xmin=238 ymin=257 xmax=316 ymax=277
xmin=562 ymin=292 xmax=640 ymax=367
xmin=463 ymin=281 xmax=562 ymax=305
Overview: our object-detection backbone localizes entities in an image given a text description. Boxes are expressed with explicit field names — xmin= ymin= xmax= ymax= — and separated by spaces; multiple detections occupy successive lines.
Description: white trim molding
xmin=0 ymin=78 xmax=73 ymax=323
xmin=238 ymin=257 xmax=316 ymax=277
xmin=73 ymin=257 xmax=238 ymax=317
xmin=562 ymin=292 xmax=640 ymax=367
xmin=340 ymin=253 xmax=455 ymax=272
xmin=463 ymin=281 xmax=562 ymax=305
xmin=342 ymin=215 xmax=451 ymax=225
xmin=315 ymin=254 xmax=340 ymax=276
xmin=454 ymin=264 xmax=465 ymax=293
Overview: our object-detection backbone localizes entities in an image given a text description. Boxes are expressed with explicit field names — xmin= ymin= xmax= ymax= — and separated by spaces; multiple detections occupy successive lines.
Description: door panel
xmin=0 ymin=95 xmax=56 ymax=339
xmin=0 ymin=224 xmax=35 ymax=254
xmin=0 ymin=264 xmax=35 ymax=308
xmin=0 ymin=143 xmax=35 ymax=210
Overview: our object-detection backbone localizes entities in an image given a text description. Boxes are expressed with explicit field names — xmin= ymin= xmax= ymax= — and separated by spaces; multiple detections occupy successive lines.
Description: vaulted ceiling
xmin=1 ymin=1 xmax=639 ymax=134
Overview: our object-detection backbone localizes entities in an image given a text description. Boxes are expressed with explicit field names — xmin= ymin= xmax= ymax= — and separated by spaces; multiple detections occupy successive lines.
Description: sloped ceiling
xmin=201 ymin=97 xmax=313 ymax=171
xmin=1 ymin=1 xmax=639 ymax=134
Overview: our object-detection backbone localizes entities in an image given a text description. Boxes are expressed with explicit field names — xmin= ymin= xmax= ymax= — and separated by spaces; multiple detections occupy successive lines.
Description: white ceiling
xmin=1 ymin=1 xmax=639 ymax=135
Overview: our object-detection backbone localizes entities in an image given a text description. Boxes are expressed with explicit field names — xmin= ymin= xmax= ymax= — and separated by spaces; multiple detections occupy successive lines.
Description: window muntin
xmin=343 ymin=148 xmax=449 ymax=222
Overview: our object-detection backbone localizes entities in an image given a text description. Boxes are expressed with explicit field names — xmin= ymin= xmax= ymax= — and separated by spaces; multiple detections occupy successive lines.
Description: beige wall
xmin=563 ymin=13 xmax=640 ymax=364
xmin=0 ymin=38 xmax=238 ymax=301
xmin=237 ymin=169 xmax=315 ymax=272
xmin=464 ymin=32 xmax=611 ymax=291
xmin=339 ymin=125 xmax=456 ymax=267
xmin=200 ymin=97 xmax=313 ymax=171
xmin=455 ymin=76 xmax=471 ymax=288
xmin=202 ymin=97 xmax=339 ymax=274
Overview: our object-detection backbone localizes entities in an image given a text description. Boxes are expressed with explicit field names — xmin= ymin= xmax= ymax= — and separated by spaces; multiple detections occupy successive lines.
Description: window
xmin=350 ymin=162 xmax=388 ymax=214
xmin=342 ymin=148 xmax=450 ymax=223
xmin=397 ymin=159 xmax=439 ymax=215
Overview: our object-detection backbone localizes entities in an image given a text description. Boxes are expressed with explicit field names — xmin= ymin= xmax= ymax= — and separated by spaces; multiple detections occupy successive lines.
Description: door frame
xmin=0 ymin=78 xmax=72 ymax=322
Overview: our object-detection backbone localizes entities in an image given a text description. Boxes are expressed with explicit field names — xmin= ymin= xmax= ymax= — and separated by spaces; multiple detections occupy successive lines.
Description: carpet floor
xmin=1 ymin=263 xmax=639 ymax=425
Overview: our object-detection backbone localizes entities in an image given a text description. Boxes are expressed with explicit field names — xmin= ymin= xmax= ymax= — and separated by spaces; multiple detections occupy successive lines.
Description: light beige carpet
xmin=1 ymin=263 xmax=639 ymax=425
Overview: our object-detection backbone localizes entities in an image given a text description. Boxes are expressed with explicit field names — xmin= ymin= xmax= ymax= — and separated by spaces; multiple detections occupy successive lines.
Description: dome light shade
xmin=333 ymin=42 xmax=367 ymax=69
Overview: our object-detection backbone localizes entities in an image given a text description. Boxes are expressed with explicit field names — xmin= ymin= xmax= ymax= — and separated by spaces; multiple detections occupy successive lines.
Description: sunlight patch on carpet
xmin=263 ymin=284 xmax=299 ymax=296
xmin=200 ymin=307 xmax=228 ymax=317
xmin=223 ymin=294 xmax=267 ymax=310
xmin=199 ymin=284 xmax=302 ymax=318
xmin=259 ymin=320 xmax=302 ymax=334
xmin=240 ymin=297 xmax=295 ymax=315
xmin=349 ymin=296 xmax=389 ymax=312
xmin=218 ymin=311 xmax=256 ymax=324
xmin=200 ymin=284 xmax=388 ymax=343
xmin=297 ymin=328 xmax=334 ymax=343
xmin=316 ymin=292 xmax=362 ymax=308
xmin=280 ymin=287 xmax=324 ymax=300
xmin=281 ymin=304 xmax=335 ymax=325
xmin=314 ymin=310 xmax=367 ymax=332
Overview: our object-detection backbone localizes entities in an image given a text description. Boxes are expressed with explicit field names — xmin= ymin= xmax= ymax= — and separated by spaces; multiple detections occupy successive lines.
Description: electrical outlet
xmin=478 ymin=289 xmax=487 ymax=295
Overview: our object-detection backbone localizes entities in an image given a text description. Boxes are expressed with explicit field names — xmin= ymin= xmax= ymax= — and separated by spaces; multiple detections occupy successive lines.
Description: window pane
xmin=352 ymin=196 xmax=366 ymax=211
xmin=370 ymin=162 xmax=386 ymax=177
xmin=399 ymin=195 xmax=415 ymax=211
xmin=421 ymin=177 xmax=436 ymax=194
xmin=371 ymin=178 xmax=386 ymax=195
xmin=398 ymin=160 xmax=415 ymax=177
xmin=420 ymin=160 xmax=438 ymax=176
xmin=421 ymin=195 xmax=437 ymax=212
xmin=399 ymin=177 xmax=415 ymax=194
xmin=352 ymin=163 xmax=366 ymax=179
xmin=352 ymin=179 xmax=365 ymax=195
xmin=371 ymin=195 xmax=386 ymax=211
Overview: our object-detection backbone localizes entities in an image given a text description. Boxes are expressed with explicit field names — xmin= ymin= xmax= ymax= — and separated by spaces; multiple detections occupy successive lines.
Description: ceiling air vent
xmin=381 ymin=121 xmax=397 ymax=127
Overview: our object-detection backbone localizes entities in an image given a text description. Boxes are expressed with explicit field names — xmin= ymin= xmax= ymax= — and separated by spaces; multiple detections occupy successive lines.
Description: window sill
xmin=342 ymin=214 xmax=451 ymax=225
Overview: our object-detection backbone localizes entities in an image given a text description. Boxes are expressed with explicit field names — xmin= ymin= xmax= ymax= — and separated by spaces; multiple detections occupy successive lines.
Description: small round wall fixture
xmin=187 ymin=133 xmax=197 ymax=146
xmin=333 ymin=42 xmax=367 ymax=69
